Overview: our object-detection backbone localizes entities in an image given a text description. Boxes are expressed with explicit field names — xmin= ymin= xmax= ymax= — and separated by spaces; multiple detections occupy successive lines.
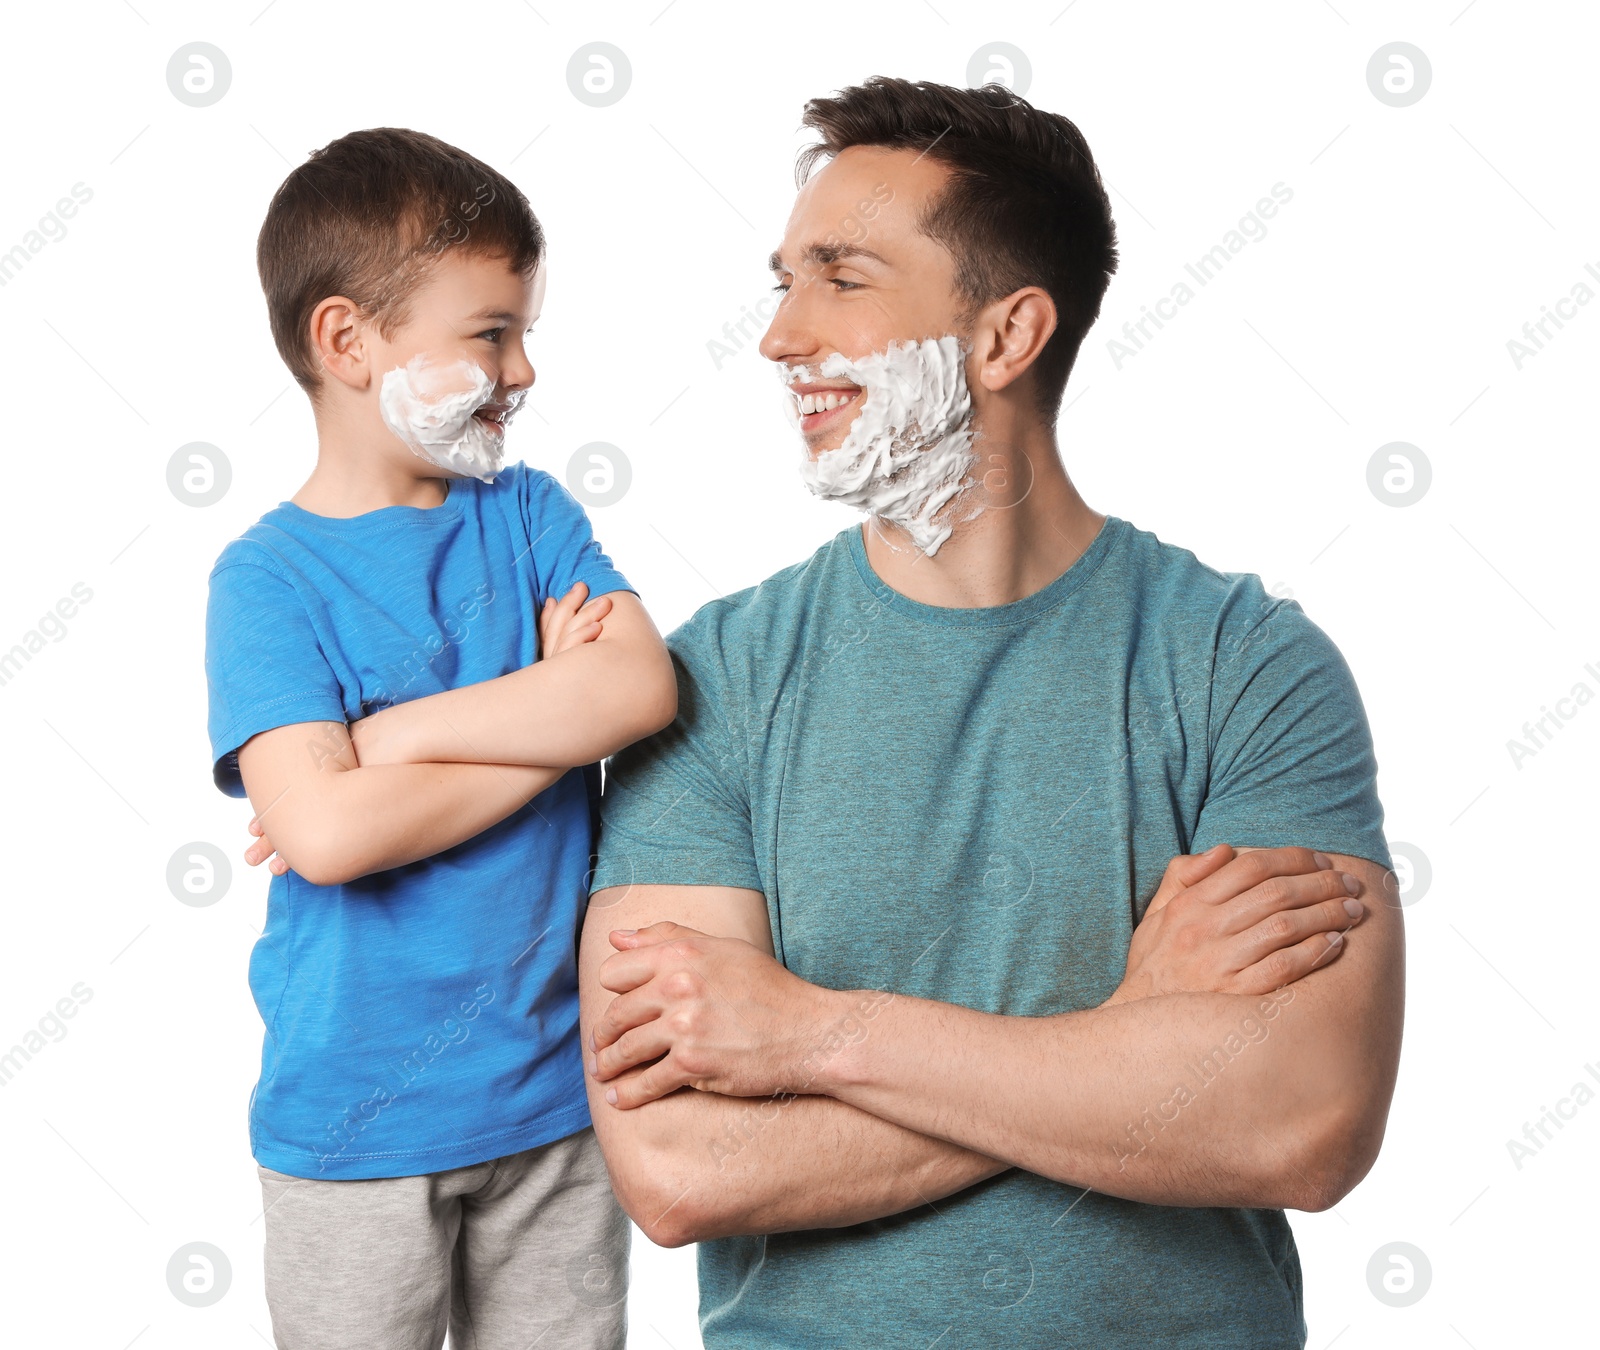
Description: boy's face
xmin=364 ymin=251 xmax=545 ymax=477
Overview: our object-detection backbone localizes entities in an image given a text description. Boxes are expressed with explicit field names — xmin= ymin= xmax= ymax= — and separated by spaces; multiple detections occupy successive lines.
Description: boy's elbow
xmin=640 ymin=652 xmax=678 ymax=737
xmin=609 ymin=647 xmax=677 ymax=748
xmin=589 ymin=642 xmax=677 ymax=755
xmin=276 ymin=816 xmax=359 ymax=888
xmin=283 ymin=838 xmax=346 ymax=888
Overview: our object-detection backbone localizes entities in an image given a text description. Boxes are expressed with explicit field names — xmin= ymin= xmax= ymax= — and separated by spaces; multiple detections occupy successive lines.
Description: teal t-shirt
xmin=590 ymin=516 xmax=1390 ymax=1349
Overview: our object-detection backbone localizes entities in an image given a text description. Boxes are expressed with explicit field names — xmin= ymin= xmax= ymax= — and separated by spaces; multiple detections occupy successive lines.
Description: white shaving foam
xmin=780 ymin=336 xmax=979 ymax=556
xmin=379 ymin=355 xmax=518 ymax=483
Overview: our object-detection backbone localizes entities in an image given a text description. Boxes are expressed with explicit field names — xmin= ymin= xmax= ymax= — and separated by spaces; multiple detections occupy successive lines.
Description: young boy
xmin=203 ymin=127 xmax=676 ymax=1350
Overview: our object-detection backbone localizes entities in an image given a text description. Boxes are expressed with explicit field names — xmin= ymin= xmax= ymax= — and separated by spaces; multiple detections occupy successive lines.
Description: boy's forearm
xmin=358 ymin=639 xmax=675 ymax=770
xmin=301 ymin=760 xmax=564 ymax=885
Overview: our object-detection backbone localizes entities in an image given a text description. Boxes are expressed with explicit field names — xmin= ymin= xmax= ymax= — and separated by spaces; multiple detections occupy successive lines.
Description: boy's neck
xmin=292 ymin=403 xmax=449 ymax=518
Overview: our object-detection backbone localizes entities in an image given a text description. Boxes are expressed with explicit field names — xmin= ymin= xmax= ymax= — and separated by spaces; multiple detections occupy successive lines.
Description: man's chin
xmin=800 ymin=428 xmax=852 ymax=460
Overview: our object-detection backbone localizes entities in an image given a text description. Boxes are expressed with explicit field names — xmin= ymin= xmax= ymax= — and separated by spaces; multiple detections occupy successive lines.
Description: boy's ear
xmin=309 ymin=296 xmax=373 ymax=392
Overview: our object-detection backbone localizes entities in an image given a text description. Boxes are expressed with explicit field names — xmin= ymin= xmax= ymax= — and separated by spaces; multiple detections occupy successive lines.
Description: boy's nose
xmin=500 ymin=350 xmax=536 ymax=391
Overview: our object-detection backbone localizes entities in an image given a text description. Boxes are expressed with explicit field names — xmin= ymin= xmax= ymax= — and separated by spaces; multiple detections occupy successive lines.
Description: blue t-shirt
xmin=205 ymin=463 xmax=632 ymax=1180
xmin=590 ymin=516 xmax=1391 ymax=1349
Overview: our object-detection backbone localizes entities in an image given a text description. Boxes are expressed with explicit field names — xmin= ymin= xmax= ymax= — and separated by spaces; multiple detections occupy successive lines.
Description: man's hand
xmin=590 ymin=921 xmax=844 ymax=1109
xmin=589 ymin=846 xmax=1368 ymax=1108
xmin=1102 ymin=844 xmax=1365 ymax=1007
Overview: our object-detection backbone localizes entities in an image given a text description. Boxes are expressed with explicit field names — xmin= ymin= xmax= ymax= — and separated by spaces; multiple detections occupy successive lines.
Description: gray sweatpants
xmin=258 ymin=1127 xmax=628 ymax=1350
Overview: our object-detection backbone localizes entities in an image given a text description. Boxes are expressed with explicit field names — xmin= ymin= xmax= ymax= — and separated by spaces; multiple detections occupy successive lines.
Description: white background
xmin=1 ymin=1 xmax=1595 ymax=1346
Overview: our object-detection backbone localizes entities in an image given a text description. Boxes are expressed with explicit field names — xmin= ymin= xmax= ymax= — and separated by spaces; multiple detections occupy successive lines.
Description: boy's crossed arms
xmin=239 ymin=580 xmax=674 ymax=886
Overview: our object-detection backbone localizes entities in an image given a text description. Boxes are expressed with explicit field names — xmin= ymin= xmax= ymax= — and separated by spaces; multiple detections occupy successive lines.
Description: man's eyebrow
xmin=768 ymin=242 xmax=890 ymax=274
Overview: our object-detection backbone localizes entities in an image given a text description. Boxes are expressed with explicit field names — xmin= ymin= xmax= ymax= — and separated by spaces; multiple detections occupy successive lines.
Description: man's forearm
xmin=814 ymin=984 xmax=1348 ymax=1210
xmin=592 ymin=1076 xmax=1008 ymax=1247
xmin=358 ymin=640 xmax=674 ymax=770
xmin=291 ymin=760 xmax=564 ymax=885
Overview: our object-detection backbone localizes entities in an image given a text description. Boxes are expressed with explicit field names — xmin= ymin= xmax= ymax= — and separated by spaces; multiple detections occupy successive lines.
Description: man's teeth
xmin=797 ymin=391 xmax=854 ymax=415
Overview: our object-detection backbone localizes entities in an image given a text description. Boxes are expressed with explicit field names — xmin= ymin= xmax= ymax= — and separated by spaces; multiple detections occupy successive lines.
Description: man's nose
xmin=758 ymin=285 xmax=821 ymax=366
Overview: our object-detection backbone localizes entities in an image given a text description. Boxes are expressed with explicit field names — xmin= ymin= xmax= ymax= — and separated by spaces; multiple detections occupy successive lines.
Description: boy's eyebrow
xmin=768 ymin=242 xmax=889 ymax=274
xmin=465 ymin=308 xmax=521 ymax=323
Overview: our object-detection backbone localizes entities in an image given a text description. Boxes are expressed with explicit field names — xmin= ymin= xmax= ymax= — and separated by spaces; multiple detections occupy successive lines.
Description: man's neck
xmin=860 ymin=421 xmax=1104 ymax=609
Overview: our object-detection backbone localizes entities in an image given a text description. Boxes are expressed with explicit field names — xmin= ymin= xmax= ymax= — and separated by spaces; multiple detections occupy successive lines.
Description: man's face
xmin=760 ymin=146 xmax=969 ymax=457
xmin=367 ymin=250 xmax=545 ymax=454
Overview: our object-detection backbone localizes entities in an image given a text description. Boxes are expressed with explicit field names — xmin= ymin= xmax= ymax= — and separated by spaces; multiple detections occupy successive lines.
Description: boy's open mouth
xmin=473 ymin=402 xmax=516 ymax=436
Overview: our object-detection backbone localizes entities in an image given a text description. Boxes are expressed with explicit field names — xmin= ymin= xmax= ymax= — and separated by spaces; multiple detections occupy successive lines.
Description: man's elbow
xmin=625 ymin=1188 xmax=702 ymax=1250
xmin=599 ymin=1141 xmax=708 ymax=1249
xmin=590 ymin=1107 xmax=757 ymax=1248
xmin=1281 ymin=1098 xmax=1390 ymax=1212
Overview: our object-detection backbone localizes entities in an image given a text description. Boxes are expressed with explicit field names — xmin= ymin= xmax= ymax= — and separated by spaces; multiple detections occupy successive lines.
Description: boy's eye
xmin=478 ymin=327 xmax=505 ymax=343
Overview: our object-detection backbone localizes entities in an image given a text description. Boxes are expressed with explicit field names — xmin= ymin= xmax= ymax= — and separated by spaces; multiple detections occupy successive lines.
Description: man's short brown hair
xmin=257 ymin=127 xmax=544 ymax=393
xmin=797 ymin=78 xmax=1119 ymax=420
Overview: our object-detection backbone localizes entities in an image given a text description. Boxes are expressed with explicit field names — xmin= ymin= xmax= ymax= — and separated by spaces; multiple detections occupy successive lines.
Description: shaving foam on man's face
xmin=379 ymin=354 xmax=523 ymax=483
xmin=778 ymin=335 xmax=980 ymax=556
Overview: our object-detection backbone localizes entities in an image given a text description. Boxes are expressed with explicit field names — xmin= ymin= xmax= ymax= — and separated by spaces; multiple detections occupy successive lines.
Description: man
xmin=579 ymin=77 xmax=1403 ymax=1348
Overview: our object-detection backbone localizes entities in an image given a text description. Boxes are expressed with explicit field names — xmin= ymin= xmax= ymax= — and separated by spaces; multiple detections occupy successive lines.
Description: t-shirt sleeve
xmin=1189 ymin=583 xmax=1392 ymax=871
xmin=205 ymin=560 xmax=349 ymax=799
xmin=589 ymin=618 xmax=763 ymax=895
xmin=519 ymin=466 xmax=634 ymax=607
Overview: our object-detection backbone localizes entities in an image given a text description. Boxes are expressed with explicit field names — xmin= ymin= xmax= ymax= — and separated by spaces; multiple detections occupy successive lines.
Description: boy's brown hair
xmin=258 ymin=127 xmax=544 ymax=393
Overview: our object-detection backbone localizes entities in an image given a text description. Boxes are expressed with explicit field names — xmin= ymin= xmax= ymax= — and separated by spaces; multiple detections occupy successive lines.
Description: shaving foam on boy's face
xmin=379 ymin=353 xmax=524 ymax=483
xmin=778 ymin=335 xmax=980 ymax=556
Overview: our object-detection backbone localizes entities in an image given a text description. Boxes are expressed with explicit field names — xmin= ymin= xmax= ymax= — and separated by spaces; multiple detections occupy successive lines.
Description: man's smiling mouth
xmin=789 ymin=383 xmax=862 ymax=432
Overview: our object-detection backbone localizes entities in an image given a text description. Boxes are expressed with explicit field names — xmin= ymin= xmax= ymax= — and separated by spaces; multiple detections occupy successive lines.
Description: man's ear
xmin=973 ymin=287 xmax=1058 ymax=395
xmin=309 ymin=296 xmax=372 ymax=393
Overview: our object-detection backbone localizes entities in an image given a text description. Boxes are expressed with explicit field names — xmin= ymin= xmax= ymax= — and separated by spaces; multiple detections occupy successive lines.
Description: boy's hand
xmin=244 ymin=815 xmax=290 ymax=877
xmin=539 ymin=581 xmax=614 ymax=660
xmin=1102 ymin=845 xmax=1365 ymax=1006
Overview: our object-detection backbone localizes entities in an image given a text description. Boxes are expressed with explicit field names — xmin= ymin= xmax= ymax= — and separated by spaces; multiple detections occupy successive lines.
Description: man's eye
xmin=770 ymin=277 xmax=859 ymax=294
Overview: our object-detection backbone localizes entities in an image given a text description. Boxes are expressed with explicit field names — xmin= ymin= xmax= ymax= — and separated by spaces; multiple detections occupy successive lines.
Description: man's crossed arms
xmin=580 ymin=845 xmax=1403 ymax=1246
